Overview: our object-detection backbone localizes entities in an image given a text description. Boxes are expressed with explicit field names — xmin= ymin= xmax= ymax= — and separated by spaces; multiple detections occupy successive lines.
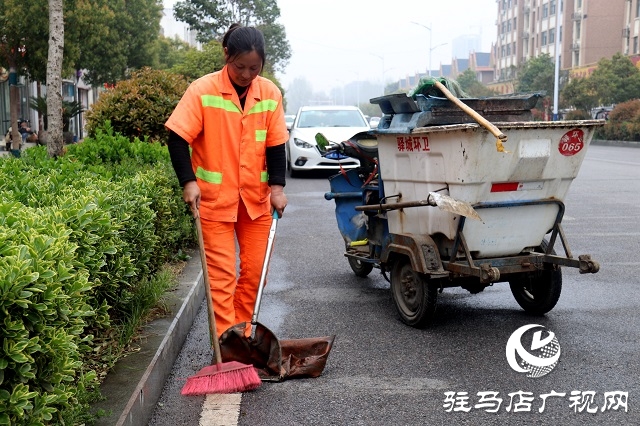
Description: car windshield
xmin=297 ymin=110 xmax=368 ymax=128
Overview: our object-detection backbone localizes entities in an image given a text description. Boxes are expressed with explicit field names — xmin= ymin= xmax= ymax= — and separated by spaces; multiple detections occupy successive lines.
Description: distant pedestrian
xmin=18 ymin=121 xmax=38 ymax=143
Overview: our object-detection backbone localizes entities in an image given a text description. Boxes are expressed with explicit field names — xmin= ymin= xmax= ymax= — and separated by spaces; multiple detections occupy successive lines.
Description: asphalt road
xmin=149 ymin=143 xmax=639 ymax=426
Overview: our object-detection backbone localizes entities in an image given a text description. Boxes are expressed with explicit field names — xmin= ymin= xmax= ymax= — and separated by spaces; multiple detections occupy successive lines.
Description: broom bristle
xmin=181 ymin=361 xmax=262 ymax=396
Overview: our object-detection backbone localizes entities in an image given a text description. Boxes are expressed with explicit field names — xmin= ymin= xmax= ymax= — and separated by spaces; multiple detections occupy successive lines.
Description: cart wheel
xmin=348 ymin=257 xmax=374 ymax=277
xmin=391 ymin=257 xmax=438 ymax=328
xmin=508 ymin=240 xmax=562 ymax=315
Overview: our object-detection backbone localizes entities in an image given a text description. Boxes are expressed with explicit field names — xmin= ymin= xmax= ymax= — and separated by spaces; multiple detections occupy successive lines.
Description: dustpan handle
xmin=252 ymin=210 xmax=279 ymax=325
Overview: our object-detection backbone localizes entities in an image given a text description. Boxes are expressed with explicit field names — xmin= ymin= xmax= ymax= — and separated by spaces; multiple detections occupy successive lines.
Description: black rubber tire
xmin=509 ymin=240 xmax=562 ymax=315
xmin=348 ymin=257 xmax=374 ymax=278
xmin=288 ymin=160 xmax=301 ymax=178
xmin=390 ymin=257 xmax=438 ymax=328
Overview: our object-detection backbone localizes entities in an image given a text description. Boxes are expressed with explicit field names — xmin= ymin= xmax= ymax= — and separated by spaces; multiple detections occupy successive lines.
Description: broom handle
xmin=195 ymin=212 xmax=223 ymax=365
xmin=433 ymin=80 xmax=508 ymax=142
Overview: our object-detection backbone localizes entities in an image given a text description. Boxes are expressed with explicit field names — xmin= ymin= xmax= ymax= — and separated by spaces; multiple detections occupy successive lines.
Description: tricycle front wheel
xmin=348 ymin=257 xmax=374 ymax=277
xmin=391 ymin=257 xmax=438 ymax=328
xmin=509 ymin=240 xmax=562 ymax=315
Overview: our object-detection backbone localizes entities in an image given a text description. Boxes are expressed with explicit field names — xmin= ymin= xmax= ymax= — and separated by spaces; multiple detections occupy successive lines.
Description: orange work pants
xmin=200 ymin=200 xmax=272 ymax=337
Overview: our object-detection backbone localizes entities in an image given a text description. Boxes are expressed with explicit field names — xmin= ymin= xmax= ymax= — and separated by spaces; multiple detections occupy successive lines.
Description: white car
xmin=286 ymin=105 xmax=371 ymax=177
xmin=285 ymin=114 xmax=296 ymax=130
xmin=369 ymin=116 xmax=381 ymax=128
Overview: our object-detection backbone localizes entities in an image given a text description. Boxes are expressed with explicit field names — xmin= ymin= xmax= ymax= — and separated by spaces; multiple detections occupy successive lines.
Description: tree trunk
xmin=36 ymin=82 xmax=45 ymax=134
xmin=8 ymin=65 xmax=21 ymax=152
xmin=46 ymin=0 xmax=65 ymax=158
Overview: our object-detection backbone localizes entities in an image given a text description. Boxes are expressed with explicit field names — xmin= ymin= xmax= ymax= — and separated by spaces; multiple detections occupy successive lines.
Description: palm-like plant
xmin=29 ymin=96 xmax=84 ymax=132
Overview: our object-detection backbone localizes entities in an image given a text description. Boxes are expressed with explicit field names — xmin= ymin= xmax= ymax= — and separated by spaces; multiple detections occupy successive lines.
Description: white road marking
xmin=587 ymin=157 xmax=640 ymax=166
xmin=199 ymin=393 xmax=241 ymax=426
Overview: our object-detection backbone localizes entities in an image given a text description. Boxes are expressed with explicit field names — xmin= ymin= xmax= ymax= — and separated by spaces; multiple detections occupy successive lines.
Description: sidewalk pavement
xmin=92 ymin=249 xmax=205 ymax=426
xmin=0 ymin=140 xmax=39 ymax=156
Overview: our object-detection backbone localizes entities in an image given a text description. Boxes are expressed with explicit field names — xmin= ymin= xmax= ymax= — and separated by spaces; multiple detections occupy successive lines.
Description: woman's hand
xmin=183 ymin=180 xmax=201 ymax=217
xmin=270 ymin=185 xmax=287 ymax=218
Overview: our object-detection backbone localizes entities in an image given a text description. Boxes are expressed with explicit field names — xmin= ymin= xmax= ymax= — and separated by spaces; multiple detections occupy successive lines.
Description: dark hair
xmin=222 ymin=23 xmax=266 ymax=68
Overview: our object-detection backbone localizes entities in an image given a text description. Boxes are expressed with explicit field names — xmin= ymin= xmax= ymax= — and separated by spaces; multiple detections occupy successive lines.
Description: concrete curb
xmin=93 ymin=250 xmax=204 ymax=426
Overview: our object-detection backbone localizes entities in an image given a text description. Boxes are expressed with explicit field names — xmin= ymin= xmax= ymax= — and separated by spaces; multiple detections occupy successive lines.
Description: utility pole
xmin=552 ymin=0 xmax=562 ymax=121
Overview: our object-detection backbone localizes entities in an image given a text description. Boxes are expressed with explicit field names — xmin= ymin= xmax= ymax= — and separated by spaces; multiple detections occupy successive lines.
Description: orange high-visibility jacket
xmin=165 ymin=66 xmax=288 ymax=221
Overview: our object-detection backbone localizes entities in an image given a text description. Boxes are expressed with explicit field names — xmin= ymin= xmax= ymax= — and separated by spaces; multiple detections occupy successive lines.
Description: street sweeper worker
xmin=165 ymin=23 xmax=288 ymax=338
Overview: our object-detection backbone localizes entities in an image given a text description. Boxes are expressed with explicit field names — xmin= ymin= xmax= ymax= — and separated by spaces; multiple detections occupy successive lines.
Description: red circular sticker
xmin=558 ymin=129 xmax=584 ymax=156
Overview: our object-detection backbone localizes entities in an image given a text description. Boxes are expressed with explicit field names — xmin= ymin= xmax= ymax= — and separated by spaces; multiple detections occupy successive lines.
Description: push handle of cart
xmin=355 ymin=192 xmax=483 ymax=222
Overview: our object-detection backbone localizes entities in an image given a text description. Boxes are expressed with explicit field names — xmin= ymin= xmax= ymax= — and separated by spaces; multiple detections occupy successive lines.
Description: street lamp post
xmin=552 ymin=2 xmax=562 ymax=121
xmin=412 ymin=21 xmax=433 ymax=76
xmin=430 ymin=43 xmax=448 ymax=77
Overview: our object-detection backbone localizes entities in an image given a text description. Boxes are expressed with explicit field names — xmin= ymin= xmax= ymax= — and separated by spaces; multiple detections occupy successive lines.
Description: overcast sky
xmin=276 ymin=0 xmax=497 ymax=93
xmin=163 ymin=1 xmax=498 ymax=93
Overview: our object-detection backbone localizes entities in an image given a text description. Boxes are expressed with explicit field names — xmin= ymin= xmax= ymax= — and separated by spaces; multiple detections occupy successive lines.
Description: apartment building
xmin=492 ymin=0 xmax=626 ymax=92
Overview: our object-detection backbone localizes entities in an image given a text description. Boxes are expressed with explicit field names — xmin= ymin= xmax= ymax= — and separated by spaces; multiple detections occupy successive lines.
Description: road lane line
xmin=586 ymin=157 xmax=640 ymax=166
xmin=199 ymin=393 xmax=241 ymax=426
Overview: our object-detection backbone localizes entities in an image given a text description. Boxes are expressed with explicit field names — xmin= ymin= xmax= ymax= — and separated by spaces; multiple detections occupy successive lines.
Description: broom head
xmin=181 ymin=361 xmax=262 ymax=395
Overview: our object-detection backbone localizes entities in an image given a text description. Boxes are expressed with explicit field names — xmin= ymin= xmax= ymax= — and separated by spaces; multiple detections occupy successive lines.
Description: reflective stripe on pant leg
xmin=234 ymin=200 xmax=272 ymax=334
xmin=200 ymin=217 xmax=237 ymax=337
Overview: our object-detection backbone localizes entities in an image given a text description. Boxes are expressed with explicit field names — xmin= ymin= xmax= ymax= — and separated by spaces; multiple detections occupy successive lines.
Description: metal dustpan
xmin=219 ymin=211 xmax=336 ymax=382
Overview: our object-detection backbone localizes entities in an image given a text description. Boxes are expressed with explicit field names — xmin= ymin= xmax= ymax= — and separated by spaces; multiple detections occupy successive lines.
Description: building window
xmin=513 ymin=17 xmax=517 ymax=29
xmin=549 ymin=28 xmax=555 ymax=44
xmin=576 ymin=21 xmax=581 ymax=39
xmin=550 ymin=0 xmax=556 ymax=14
xmin=507 ymin=20 xmax=512 ymax=32
xmin=577 ymin=0 xmax=582 ymax=9
xmin=637 ymin=0 xmax=640 ymax=18
xmin=635 ymin=36 xmax=639 ymax=54
xmin=543 ymin=3 xmax=549 ymax=18
xmin=542 ymin=31 xmax=548 ymax=45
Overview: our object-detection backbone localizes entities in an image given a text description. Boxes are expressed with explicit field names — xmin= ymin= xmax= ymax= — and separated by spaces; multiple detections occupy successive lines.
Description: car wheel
xmin=288 ymin=162 xmax=301 ymax=178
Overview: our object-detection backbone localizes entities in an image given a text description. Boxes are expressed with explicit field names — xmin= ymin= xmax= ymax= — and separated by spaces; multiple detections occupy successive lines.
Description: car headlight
xmin=293 ymin=137 xmax=314 ymax=149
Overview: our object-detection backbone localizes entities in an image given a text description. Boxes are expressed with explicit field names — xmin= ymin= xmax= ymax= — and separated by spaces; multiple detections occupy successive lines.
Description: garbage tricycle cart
xmin=323 ymin=93 xmax=604 ymax=327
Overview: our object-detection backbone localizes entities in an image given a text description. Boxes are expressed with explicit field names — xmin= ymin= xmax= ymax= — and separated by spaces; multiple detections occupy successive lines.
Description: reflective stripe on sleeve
xmin=261 ymin=171 xmax=268 ymax=182
xmin=255 ymin=130 xmax=267 ymax=142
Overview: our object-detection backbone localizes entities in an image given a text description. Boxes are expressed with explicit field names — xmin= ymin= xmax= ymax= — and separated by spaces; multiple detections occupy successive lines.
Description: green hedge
xmin=0 ymin=123 xmax=193 ymax=425
xmin=595 ymin=99 xmax=640 ymax=141
xmin=84 ymin=68 xmax=189 ymax=143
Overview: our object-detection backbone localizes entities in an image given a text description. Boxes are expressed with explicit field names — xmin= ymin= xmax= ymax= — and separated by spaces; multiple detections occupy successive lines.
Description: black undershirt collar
xmin=232 ymin=81 xmax=250 ymax=110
